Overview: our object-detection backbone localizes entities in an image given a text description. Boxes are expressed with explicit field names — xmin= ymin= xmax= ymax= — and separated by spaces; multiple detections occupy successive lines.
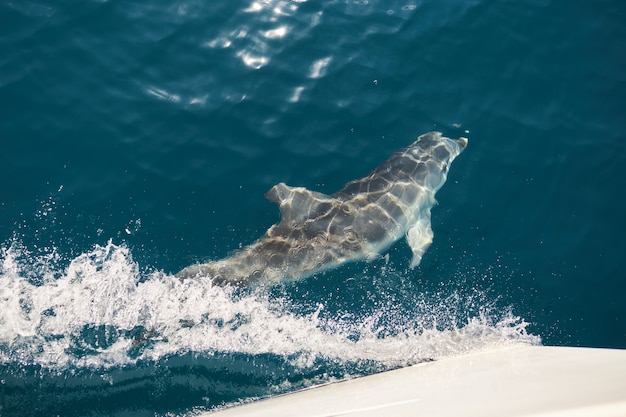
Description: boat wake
xmin=0 ymin=239 xmax=539 ymax=374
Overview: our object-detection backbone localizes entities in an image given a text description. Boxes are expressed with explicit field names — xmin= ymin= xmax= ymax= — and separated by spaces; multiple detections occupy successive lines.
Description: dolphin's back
xmin=335 ymin=132 xmax=467 ymax=199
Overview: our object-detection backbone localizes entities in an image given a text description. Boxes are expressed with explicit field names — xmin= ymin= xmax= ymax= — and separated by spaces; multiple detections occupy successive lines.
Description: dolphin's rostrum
xmin=177 ymin=132 xmax=467 ymax=286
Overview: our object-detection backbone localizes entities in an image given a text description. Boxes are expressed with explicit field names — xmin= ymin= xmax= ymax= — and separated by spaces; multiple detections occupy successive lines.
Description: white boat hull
xmin=206 ymin=345 xmax=626 ymax=417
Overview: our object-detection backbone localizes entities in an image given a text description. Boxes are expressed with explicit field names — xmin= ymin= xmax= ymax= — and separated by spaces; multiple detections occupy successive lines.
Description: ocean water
xmin=1 ymin=0 xmax=625 ymax=416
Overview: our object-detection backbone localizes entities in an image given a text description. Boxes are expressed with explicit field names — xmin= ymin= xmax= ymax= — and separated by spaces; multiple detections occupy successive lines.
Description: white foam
xmin=0 ymin=240 xmax=540 ymax=371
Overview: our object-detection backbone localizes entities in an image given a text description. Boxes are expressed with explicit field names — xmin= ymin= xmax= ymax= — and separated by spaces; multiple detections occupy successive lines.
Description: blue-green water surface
xmin=1 ymin=1 xmax=625 ymax=416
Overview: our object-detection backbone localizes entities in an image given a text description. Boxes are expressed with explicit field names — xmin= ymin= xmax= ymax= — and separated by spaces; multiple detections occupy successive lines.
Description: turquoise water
xmin=1 ymin=1 xmax=625 ymax=415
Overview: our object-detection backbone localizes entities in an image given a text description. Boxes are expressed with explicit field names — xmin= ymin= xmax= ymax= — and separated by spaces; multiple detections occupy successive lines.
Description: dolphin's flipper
xmin=406 ymin=210 xmax=434 ymax=268
xmin=265 ymin=182 xmax=339 ymax=224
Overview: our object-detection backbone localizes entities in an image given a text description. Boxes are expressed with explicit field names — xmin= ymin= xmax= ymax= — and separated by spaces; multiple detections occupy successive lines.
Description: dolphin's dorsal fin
xmin=265 ymin=183 xmax=336 ymax=223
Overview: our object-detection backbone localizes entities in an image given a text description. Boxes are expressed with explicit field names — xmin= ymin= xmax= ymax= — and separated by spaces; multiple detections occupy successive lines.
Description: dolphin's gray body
xmin=177 ymin=132 xmax=467 ymax=286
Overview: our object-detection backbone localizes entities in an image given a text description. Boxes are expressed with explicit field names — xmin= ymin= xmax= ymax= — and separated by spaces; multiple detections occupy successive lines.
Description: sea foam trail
xmin=0 ymin=240 xmax=539 ymax=370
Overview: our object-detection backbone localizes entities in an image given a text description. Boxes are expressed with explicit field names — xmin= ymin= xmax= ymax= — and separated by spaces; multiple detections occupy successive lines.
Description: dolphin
xmin=177 ymin=131 xmax=467 ymax=286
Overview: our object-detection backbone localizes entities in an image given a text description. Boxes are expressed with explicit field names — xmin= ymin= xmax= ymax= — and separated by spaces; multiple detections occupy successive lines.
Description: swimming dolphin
xmin=177 ymin=131 xmax=467 ymax=286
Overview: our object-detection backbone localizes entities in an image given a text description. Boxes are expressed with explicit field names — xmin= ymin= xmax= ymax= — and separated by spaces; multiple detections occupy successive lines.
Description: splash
xmin=0 ymin=239 xmax=539 ymax=374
